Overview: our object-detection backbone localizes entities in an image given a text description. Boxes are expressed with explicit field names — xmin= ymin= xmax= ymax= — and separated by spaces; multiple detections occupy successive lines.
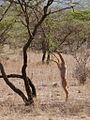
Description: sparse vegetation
xmin=0 ymin=0 xmax=90 ymax=119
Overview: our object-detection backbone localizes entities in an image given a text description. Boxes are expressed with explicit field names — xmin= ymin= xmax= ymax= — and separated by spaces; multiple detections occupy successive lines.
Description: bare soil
xmin=0 ymin=49 xmax=90 ymax=120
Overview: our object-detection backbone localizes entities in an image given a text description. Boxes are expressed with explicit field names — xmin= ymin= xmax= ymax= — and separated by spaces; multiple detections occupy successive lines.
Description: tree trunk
xmin=21 ymin=37 xmax=34 ymax=104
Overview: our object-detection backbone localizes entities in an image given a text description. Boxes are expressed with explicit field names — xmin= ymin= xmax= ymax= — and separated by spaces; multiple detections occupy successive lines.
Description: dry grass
xmin=0 ymin=49 xmax=90 ymax=120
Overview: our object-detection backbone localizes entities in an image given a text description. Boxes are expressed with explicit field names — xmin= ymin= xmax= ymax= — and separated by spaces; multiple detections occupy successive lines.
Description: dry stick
xmin=51 ymin=52 xmax=68 ymax=101
xmin=0 ymin=63 xmax=28 ymax=104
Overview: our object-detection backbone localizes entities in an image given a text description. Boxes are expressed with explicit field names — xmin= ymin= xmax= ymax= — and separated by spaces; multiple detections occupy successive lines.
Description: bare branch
xmin=32 ymin=0 xmax=54 ymax=36
xmin=48 ymin=6 xmax=73 ymax=15
xmin=0 ymin=2 xmax=13 ymax=21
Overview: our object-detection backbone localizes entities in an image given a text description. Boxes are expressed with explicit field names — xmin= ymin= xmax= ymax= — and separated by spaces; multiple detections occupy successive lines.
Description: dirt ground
xmin=0 ymin=49 xmax=90 ymax=120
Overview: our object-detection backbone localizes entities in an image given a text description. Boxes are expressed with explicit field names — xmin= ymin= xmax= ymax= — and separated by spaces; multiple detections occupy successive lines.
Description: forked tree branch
xmin=0 ymin=63 xmax=28 ymax=104
xmin=0 ymin=73 xmax=36 ymax=97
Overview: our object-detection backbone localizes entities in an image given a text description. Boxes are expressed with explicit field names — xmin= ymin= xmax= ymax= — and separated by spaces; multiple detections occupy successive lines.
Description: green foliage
xmin=0 ymin=2 xmax=90 ymax=50
xmin=43 ymin=16 xmax=59 ymax=52
xmin=67 ymin=10 xmax=90 ymax=21
xmin=42 ymin=9 xmax=90 ymax=54
xmin=0 ymin=16 xmax=14 ymax=31
xmin=0 ymin=4 xmax=27 ymax=47
xmin=47 ymin=32 xmax=58 ymax=52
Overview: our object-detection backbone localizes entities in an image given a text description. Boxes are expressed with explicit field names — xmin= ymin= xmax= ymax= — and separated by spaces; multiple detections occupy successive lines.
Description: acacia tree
xmin=0 ymin=0 xmax=73 ymax=105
